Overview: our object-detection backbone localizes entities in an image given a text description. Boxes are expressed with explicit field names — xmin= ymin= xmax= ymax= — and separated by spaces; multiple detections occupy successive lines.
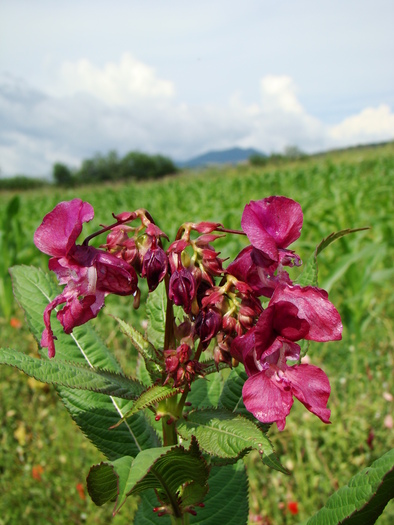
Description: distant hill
xmin=177 ymin=147 xmax=266 ymax=168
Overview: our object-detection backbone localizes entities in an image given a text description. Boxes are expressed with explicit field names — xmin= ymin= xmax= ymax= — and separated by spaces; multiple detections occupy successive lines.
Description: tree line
xmin=0 ymin=150 xmax=178 ymax=191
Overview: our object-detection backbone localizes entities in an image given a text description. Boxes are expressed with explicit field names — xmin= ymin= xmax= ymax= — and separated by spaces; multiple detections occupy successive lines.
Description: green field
xmin=0 ymin=143 xmax=393 ymax=524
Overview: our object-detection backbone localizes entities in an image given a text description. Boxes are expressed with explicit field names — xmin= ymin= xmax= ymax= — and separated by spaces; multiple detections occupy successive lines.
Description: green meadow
xmin=0 ymin=143 xmax=393 ymax=524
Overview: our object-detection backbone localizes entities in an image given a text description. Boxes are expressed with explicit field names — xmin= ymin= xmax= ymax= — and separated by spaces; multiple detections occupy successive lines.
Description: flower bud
xmin=169 ymin=268 xmax=196 ymax=313
xmin=141 ymin=245 xmax=168 ymax=291
xmin=195 ymin=308 xmax=222 ymax=345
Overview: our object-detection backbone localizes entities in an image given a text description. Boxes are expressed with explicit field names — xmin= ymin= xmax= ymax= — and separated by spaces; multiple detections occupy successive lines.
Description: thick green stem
xmin=170 ymin=514 xmax=190 ymax=525
xmin=162 ymin=395 xmax=178 ymax=446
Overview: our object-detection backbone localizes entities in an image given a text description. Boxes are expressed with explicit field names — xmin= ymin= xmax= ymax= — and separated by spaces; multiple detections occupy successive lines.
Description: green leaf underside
xmin=296 ymin=227 xmax=369 ymax=288
xmin=87 ymin=439 xmax=210 ymax=515
xmin=146 ymin=281 xmax=167 ymax=349
xmin=10 ymin=265 xmax=160 ymax=459
xmin=0 ymin=348 xmax=145 ymax=400
xmin=134 ymin=460 xmax=249 ymax=525
xmin=306 ymin=448 xmax=394 ymax=525
xmin=176 ymin=408 xmax=286 ymax=473
xmin=111 ymin=384 xmax=181 ymax=428
xmin=113 ymin=316 xmax=162 ymax=375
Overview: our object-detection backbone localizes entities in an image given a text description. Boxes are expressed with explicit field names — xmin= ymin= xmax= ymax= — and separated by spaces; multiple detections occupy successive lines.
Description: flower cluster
xmin=34 ymin=196 xmax=342 ymax=429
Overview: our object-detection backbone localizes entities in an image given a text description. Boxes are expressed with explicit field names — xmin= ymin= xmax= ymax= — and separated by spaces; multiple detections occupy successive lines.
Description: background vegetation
xmin=0 ymin=150 xmax=178 ymax=190
xmin=0 ymin=143 xmax=393 ymax=524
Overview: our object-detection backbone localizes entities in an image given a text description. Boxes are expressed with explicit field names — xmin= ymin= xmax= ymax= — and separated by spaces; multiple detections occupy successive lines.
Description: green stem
xmin=162 ymin=395 xmax=178 ymax=446
xmin=170 ymin=514 xmax=190 ymax=525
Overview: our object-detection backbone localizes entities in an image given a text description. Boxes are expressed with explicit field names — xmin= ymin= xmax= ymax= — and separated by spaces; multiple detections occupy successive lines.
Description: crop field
xmin=0 ymin=143 xmax=393 ymax=524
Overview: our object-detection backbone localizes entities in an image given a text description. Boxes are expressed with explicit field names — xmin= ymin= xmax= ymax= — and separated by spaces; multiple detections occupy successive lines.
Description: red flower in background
xmin=287 ymin=501 xmax=299 ymax=515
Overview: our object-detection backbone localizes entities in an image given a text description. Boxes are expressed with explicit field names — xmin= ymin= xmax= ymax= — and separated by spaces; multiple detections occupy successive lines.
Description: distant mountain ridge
xmin=176 ymin=147 xmax=265 ymax=168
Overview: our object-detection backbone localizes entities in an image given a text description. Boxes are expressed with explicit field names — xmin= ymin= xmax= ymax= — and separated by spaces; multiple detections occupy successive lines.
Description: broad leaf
xmin=0 ymin=348 xmax=145 ymax=400
xmin=296 ymin=227 xmax=369 ymax=287
xmin=176 ymin=408 xmax=287 ymax=473
xmin=87 ymin=438 xmax=209 ymax=515
xmin=110 ymin=384 xmax=181 ymax=428
xmin=134 ymin=460 xmax=249 ymax=525
xmin=10 ymin=265 xmax=160 ymax=458
xmin=219 ymin=365 xmax=249 ymax=417
xmin=187 ymin=370 xmax=225 ymax=409
xmin=305 ymin=448 xmax=394 ymax=525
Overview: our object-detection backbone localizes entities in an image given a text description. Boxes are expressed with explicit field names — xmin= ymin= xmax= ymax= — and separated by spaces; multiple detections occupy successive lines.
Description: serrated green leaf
xmin=0 ymin=348 xmax=145 ymax=400
xmin=296 ymin=227 xmax=369 ymax=287
xmin=135 ymin=460 xmax=249 ymax=525
xmin=9 ymin=265 xmax=160 ymax=458
xmin=219 ymin=365 xmax=249 ymax=416
xmin=176 ymin=408 xmax=286 ymax=473
xmin=113 ymin=316 xmax=163 ymax=378
xmin=136 ymin=355 xmax=153 ymax=387
xmin=305 ymin=448 xmax=394 ymax=525
xmin=146 ymin=281 xmax=167 ymax=349
xmin=187 ymin=370 xmax=225 ymax=409
xmin=111 ymin=384 xmax=181 ymax=428
xmin=87 ymin=438 xmax=209 ymax=515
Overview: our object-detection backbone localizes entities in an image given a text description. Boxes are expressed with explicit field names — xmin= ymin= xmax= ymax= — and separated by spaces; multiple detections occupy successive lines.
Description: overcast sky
xmin=1 ymin=0 xmax=393 ymax=177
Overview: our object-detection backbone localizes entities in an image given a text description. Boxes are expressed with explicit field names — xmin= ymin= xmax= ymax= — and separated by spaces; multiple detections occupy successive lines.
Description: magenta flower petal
xmin=270 ymin=284 xmax=342 ymax=342
xmin=56 ymin=292 xmax=105 ymax=333
xmin=95 ymin=251 xmax=138 ymax=295
xmin=284 ymin=364 xmax=331 ymax=424
xmin=271 ymin=301 xmax=310 ymax=341
xmin=242 ymin=371 xmax=294 ymax=425
xmin=34 ymin=199 xmax=94 ymax=257
xmin=41 ymin=296 xmax=65 ymax=358
xmin=241 ymin=197 xmax=303 ymax=261
xmin=230 ymin=327 xmax=256 ymax=364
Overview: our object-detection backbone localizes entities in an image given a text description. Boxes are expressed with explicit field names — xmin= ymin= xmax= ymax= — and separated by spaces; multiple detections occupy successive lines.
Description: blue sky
xmin=1 ymin=0 xmax=393 ymax=177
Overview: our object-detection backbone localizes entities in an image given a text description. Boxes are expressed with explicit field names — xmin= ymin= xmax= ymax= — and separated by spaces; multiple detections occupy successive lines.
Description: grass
xmin=0 ymin=143 xmax=393 ymax=524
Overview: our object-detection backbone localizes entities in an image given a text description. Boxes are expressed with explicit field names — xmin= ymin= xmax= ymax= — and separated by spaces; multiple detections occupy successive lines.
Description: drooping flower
xmin=34 ymin=199 xmax=138 ymax=358
xmin=241 ymin=196 xmax=303 ymax=266
xmin=231 ymin=283 xmax=342 ymax=429
xmin=227 ymin=197 xmax=303 ymax=297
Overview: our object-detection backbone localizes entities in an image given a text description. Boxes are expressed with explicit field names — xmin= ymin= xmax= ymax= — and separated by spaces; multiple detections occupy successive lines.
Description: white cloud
xmin=56 ymin=53 xmax=175 ymax=106
xmin=328 ymin=104 xmax=394 ymax=144
xmin=0 ymin=68 xmax=393 ymax=178
xmin=260 ymin=76 xmax=304 ymax=114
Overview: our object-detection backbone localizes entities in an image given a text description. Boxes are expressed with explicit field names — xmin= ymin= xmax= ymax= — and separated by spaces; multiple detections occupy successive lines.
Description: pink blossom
xmin=34 ymin=199 xmax=138 ymax=357
xmin=241 ymin=196 xmax=303 ymax=265
xmin=231 ymin=283 xmax=342 ymax=429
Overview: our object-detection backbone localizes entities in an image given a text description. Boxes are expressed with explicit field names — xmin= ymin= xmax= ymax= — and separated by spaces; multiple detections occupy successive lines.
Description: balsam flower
xmin=34 ymin=199 xmax=138 ymax=358
xmin=229 ymin=197 xmax=303 ymax=297
xmin=241 ymin=196 xmax=303 ymax=266
xmin=231 ymin=283 xmax=342 ymax=430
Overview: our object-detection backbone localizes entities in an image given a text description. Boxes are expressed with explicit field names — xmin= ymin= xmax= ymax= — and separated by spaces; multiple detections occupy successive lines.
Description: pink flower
xmin=231 ymin=283 xmax=342 ymax=430
xmin=241 ymin=196 xmax=303 ymax=265
xmin=228 ymin=197 xmax=303 ymax=298
xmin=34 ymin=199 xmax=138 ymax=358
